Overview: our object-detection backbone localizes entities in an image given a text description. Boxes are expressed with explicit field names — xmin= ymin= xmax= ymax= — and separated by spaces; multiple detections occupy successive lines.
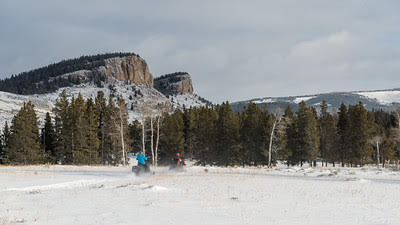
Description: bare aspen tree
xmin=137 ymin=99 xmax=161 ymax=165
xmin=370 ymin=136 xmax=383 ymax=169
xmin=155 ymin=115 xmax=160 ymax=166
xmin=118 ymin=99 xmax=126 ymax=166
xmin=268 ymin=108 xmax=283 ymax=168
xmin=137 ymin=99 xmax=172 ymax=166
xmin=154 ymin=102 xmax=172 ymax=166
xmin=150 ymin=116 xmax=154 ymax=164
xmin=137 ymin=100 xmax=152 ymax=155
xmin=142 ymin=122 xmax=145 ymax=154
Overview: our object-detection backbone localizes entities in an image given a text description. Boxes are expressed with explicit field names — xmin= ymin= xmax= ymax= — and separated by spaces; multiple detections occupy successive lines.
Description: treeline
xmin=154 ymin=72 xmax=189 ymax=81
xmin=159 ymin=101 xmax=399 ymax=167
xmin=0 ymin=90 xmax=130 ymax=165
xmin=0 ymin=52 xmax=137 ymax=95
xmin=0 ymin=97 xmax=399 ymax=167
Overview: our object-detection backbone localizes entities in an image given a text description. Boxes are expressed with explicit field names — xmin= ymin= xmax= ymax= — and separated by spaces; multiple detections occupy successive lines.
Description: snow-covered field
xmin=1 ymin=165 xmax=400 ymax=225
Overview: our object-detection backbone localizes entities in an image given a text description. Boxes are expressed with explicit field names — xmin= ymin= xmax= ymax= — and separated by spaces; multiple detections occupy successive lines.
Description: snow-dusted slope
xmin=0 ymin=79 xmax=207 ymax=129
xmin=356 ymin=90 xmax=400 ymax=105
xmin=232 ymin=89 xmax=400 ymax=112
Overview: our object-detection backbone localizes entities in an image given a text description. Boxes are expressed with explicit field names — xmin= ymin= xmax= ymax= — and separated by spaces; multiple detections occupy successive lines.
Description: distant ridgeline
xmin=0 ymin=52 xmax=138 ymax=95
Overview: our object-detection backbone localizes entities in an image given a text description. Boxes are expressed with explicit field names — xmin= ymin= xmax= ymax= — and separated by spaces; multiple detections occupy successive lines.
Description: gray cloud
xmin=1 ymin=0 xmax=400 ymax=103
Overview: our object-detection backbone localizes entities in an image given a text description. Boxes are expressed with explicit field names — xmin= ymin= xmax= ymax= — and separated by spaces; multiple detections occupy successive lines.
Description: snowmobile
xmin=132 ymin=164 xmax=152 ymax=175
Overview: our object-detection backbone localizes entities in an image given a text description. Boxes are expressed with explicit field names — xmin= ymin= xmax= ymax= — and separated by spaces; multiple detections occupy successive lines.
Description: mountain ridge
xmin=231 ymin=88 xmax=400 ymax=112
xmin=0 ymin=53 xmax=211 ymax=129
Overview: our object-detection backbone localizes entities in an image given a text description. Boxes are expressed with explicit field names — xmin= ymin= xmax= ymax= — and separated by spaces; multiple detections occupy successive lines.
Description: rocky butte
xmin=0 ymin=53 xmax=209 ymax=129
xmin=50 ymin=55 xmax=155 ymax=87
xmin=103 ymin=56 xmax=154 ymax=86
xmin=154 ymin=72 xmax=194 ymax=96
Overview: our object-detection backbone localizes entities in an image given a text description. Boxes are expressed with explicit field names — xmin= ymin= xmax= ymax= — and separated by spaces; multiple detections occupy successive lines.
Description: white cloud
xmin=288 ymin=30 xmax=356 ymax=64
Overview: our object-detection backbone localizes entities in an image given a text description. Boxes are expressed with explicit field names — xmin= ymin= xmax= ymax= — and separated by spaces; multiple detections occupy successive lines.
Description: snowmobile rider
xmin=173 ymin=153 xmax=182 ymax=167
xmin=136 ymin=152 xmax=149 ymax=171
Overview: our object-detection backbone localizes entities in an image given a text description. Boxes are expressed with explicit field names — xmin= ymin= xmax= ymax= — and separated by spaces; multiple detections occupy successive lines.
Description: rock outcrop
xmin=0 ymin=53 xmax=158 ymax=95
xmin=154 ymin=72 xmax=194 ymax=95
xmin=104 ymin=56 xmax=154 ymax=86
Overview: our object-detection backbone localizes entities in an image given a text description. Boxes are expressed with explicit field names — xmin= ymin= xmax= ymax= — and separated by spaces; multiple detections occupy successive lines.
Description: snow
xmin=293 ymin=96 xmax=316 ymax=104
xmin=1 ymin=165 xmax=400 ymax=225
xmin=356 ymin=90 xmax=400 ymax=105
xmin=253 ymin=98 xmax=275 ymax=104
xmin=170 ymin=94 xmax=206 ymax=108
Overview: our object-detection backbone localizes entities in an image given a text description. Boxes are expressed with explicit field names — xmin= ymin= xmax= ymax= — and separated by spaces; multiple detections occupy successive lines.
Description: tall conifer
xmin=337 ymin=102 xmax=350 ymax=166
xmin=215 ymin=102 xmax=240 ymax=166
xmin=41 ymin=112 xmax=56 ymax=163
xmin=95 ymin=91 xmax=108 ymax=164
xmin=53 ymin=90 xmax=71 ymax=164
xmin=240 ymin=102 xmax=266 ymax=166
xmin=6 ymin=101 xmax=43 ymax=164
xmin=85 ymin=98 xmax=100 ymax=164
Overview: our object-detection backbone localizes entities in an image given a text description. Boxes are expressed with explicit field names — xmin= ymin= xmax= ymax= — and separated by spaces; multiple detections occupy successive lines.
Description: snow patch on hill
xmin=293 ymin=96 xmax=316 ymax=103
xmin=253 ymin=98 xmax=276 ymax=104
xmin=356 ymin=90 xmax=400 ymax=105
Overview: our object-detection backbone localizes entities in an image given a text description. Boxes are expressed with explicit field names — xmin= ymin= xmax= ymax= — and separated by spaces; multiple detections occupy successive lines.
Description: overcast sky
xmin=1 ymin=0 xmax=400 ymax=103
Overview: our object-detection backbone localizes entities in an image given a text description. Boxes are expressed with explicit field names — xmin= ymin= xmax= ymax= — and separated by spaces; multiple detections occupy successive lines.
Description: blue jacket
xmin=136 ymin=154 xmax=148 ymax=165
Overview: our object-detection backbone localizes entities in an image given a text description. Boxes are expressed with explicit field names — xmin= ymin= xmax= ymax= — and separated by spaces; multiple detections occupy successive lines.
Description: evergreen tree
xmin=280 ymin=107 xmax=295 ymax=165
xmin=53 ymin=90 xmax=71 ymax=164
xmin=380 ymin=138 xmax=397 ymax=167
xmin=70 ymin=93 xmax=89 ymax=164
xmin=41 ymin=112 xmax=56 ymax=163
xmin=318 ymin=101 xmax=339 ymax=166
xmin=103 ymin=96 xmax=117 ymax=165
xmin=183 ymin=107 xmax=198 ymax=160
xmin=103 ymin=96 xmax=130 ymax=165
xmin=373 ymin=110 xmax=393 ymax=137
xmin=85 ymin=98 xmax=100 ymax=164
xmin=215 ymin=102 xmax=240 ymax=166
xmin=95 ymin=91 xmax=108 ymax=164
xmin=240 ymin=102 xmax=266 ymax=166
xmin=129 ymin=120 xmax=142 ymax=152
xmin=307 ymin=107 xmax=320 ymax=166
xmin=6 ymin=101 xmax=43 ymax=164
xmin=193 ymin=107 xmax=217 ymax=166
xmin=337 ymin=102 xmax=350 ymax=166
xmin=295 ymin=101 xmax=320 ymax=166
xmin=347 ymin=102 xmax=370 ymax=166
xmin=159 ymin=110 xmax=185 ymax=164
xmin=1 ymin=122 xmax=10 ymax=164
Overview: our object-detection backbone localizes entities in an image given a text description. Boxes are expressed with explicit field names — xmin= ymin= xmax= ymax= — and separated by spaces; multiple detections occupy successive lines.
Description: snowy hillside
xmin=356 ymin=90 xmax=400 ymax=105
xmin=1 ymin=165 xmax=400 ymax=225
xmin=0 ymin=79 xmax=207 ymax=129
xmin=232 ymin=88 xmax=400 ymax=112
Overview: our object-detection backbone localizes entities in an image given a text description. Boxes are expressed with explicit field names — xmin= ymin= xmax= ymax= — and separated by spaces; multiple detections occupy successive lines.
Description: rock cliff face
xmin=154 ymin=72 xmax=194 ymax=95
xmin=104 ymin=56 xmax=154 ymax=86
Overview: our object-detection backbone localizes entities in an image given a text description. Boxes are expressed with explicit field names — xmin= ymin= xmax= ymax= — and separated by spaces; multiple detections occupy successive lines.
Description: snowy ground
xmin=1 ymin=165 xmax=400 ymax=225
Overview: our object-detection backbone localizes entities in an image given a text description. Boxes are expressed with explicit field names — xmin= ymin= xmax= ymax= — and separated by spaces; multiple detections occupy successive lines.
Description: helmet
xmin=176 ymin=153 xmax=180 ymax=156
